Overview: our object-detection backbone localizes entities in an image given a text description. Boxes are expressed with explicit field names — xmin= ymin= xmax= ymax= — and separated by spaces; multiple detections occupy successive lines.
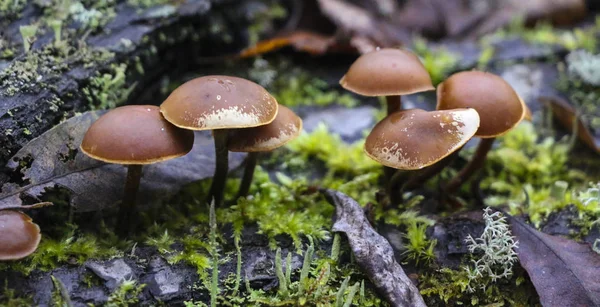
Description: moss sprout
xmin=105 ymin=279 xmax=146 ymax=307
xmin=412 ymin=37 xmax=459 ymax=85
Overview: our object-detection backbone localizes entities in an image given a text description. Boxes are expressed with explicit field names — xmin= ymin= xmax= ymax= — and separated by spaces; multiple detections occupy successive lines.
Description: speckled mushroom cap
xmin=227 ymin=105 xmax=302 ymax=152
xmin=0 ymin=210 xmax=41 ymax=260
xmin=364 ymin=108 xmax=480 ymax=170
xmin=339 ymin=48 xmax=435 ymax=96
xmin=80 ymin=105 xmax=194 ymax=164
xmin=436 ymin=71 xmax=525 ymax=138
xmin=160 ymin=76 xmax=278 ymax=131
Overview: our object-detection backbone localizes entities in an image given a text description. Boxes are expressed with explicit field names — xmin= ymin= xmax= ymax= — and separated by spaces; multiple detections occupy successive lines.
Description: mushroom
xmin=160 ymin=76 xmax=278 ymax=207
xmin=340 ymin=48 xmax=434 ymax=115
xmin=228 ymin=105 xmax=302 ymax=200
xmin=0 ymin=210 xmax=41 ymax=260
xmin=80 ymin=105 xmax=194 ymax=235
xmin=364 ymin=108 xmax=480 ymax=203
xmin=436 ymin=71 xmax=526 ymax=194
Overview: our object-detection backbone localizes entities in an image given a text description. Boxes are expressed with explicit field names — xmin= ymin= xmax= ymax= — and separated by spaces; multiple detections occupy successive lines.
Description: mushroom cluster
xmin=79 ymin=75 xmax=302 ymax=234
xmin=341 ymin=48 xmax=526 ymax=205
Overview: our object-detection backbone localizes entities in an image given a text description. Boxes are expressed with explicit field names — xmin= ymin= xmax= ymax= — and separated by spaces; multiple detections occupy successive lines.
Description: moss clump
xmin=84 ymin=63 xmax=136 ymax=110
xmin=0 ymin=284 xmax=34 ymax=307
xmin=412 ymin=37 xmax=459 ymax=85
xmin=420 ymin=268 xmax=537 ymax=306
xmin=105 ymin=279 xmax=146 ymax=307
xmin=489 ymin=16 xmax=600 ymax=53
xmin=0 ymin=0 xmax=26 ymax=20
xmin=246 ymin=57 xmax=360 ymax=108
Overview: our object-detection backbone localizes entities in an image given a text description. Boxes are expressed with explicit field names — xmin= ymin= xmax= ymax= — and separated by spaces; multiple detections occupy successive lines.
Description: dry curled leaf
xmin=239 ymin=31 xmax=351 ymax=57
xmin=540 ymin=95 xmax=600 ymax=153
xmin=323 ymin=189 xmax=427 ymax=307
xmin=508 ymin=214 xmax=600 ymax=306
xmin=0 ymin=111 xmax=245 ymax=212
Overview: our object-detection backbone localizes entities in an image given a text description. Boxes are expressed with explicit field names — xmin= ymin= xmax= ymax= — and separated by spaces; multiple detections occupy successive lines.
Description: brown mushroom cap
xmin=0 ymin=210 xmax=41 ymax=260
xmin=80 ymin=105 xmax=194 ymax=164
xmin=436 ymin=71 xmax=525 ymax=138
xmin=227 ymin=105 xmax=302 ymax=152
xmin=364 ymin=108 xmax=480 ymax=170
xmin=339 ymin=48 xmax=435 ymax=97
xmin=160 ymin=76 xmax=278 ymax=131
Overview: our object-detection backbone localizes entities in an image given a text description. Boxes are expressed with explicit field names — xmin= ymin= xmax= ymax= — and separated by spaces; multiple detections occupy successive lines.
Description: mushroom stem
xmin=383 ymin=95 xmax=402 ymax=183
xmin=208 ymin=129 xmax=229 ymax=207
xmin=385 ymin=95 xmax=402 ymax=114
xmin=236 ymin=152 xmax=258 ymax=200
xmin=400 ymin=148 xmax=462 ymax=192
xmin=443 ymin=138 xmax=495 ymax=194
xmin=387 ymin=169 xmax=411 ymax=205
xmin=117 ymin=164 xmax=143 ymax=236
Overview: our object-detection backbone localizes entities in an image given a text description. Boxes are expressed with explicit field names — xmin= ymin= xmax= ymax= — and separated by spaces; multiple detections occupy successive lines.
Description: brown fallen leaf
xmin=239 ymin=31 xmax=355 ymax=58
xmin=322 ymin=189 xmax=427 ymax=307
xmin=508 ymin=214 xmax=600 ymax=306
xmin=539 ymin=95 xmax=600 ymax=153
xmin=0 ymin=111 xmax=245 ymax=212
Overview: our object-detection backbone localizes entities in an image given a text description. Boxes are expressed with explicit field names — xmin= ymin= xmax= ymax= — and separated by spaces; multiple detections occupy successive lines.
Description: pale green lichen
xmin=84 ymin=63 xmax=136 ymax=110
xmin=464 ymin=208 xmax=518 ymax=292
xmin=0 ymin=0 xmax=26 ymax=19
xmin=19 ymin=24 xmax=38 ymax=52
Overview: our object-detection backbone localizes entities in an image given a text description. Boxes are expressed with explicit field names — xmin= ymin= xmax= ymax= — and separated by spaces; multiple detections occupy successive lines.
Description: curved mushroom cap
xmin=160 ymin=76 xmax=278 ymax=131
xmin=228 ymin=105 xmax=302 ymax=152
xmin=365 ymin=108 xmax=480 ymax=170
xmin=81 ymin=105 xmax=194 ymax=164
xmin=339 ymin=48 xmax=435 ymax=97
xmin=437 ymin=71 xmax=525 ymax=138
xmin=0 ymin=210 xmax=41 ymax=260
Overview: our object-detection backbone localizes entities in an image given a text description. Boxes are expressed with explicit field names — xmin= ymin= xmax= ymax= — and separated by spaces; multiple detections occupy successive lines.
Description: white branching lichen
xmin=566 ymin=50 xmax=600 ymax=86
xmin=464 ymin=208 xmax=519 ymax=292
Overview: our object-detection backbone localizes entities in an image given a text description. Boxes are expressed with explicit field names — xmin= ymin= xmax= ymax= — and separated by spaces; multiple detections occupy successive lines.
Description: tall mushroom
xmin=436 ymin=71 xmax=526 ymax=194
xmin=340 ymin=48 xmax=434 ymax=115
xmin=0 ymin=210 xmax=41 ymax=260
xmin=81 ymin=105 xmax=194 ymax=235
xmin=228 ymin=105 xmax=302 ymax=200
xmin=364 ymin=108 xmax=480 ymax=204
xmin=160 ymin=76 xmax=278 ymax=207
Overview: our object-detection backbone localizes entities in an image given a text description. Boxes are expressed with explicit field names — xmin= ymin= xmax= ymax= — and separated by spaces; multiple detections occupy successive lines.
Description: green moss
xmin=127 ymin=0 xmax=172 ymax=9
xmin=412 ymin=37 xmax=459 ymax=85
xmin=0 ymin=0 xmax=26 ymax=19
xmin=246 ymin=57 xmax=360 ymax=108
xmin=489 ymin=16 xmax=600 ymax=52
xmin=84 ymin=63 xmax=136 ymax=110
xmin=105 ymin=279 xmax=146 ymax=307
xmin=0 ymin=284 xmax=33 ymax=307
xmin=480 ymin=122 xmax=591 ymax=226
xmin=0 ymin=223 xmax=122 ymax=275
xmin=420 ymin=268 xmax=538 ymax=306
xmin=246 ymin=1 xmax=287 ymax=47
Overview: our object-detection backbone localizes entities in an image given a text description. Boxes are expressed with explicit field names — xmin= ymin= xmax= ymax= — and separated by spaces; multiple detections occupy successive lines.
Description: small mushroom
xmin=436 ymin=71 xmax=526 ymax=194
xmin=160 ymin=76 xmax=278 ymax=207
xmin=364 ymin=108 xmax=480 ymax=204
xmin=364 ymin=108 xmax=480 ymax=170
xmin=0 ymin=210 xmax=41 ymax=260
xmin=228 ymin=105 xmax=302 ymax=199
xmin=340 ymin=48 xmax=434 ymax=115
xmin=80 ymin=105 xmax=194 ymax=235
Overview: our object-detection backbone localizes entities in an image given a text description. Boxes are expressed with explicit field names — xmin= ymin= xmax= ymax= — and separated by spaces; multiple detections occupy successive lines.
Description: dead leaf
xmin=316 ymin=0 xmax=410 ymax=48
xmin=508 ymin=214 xmax=600 ymax=306
xmin=323 ymin=189 xmax=427 ymax=307
xmin=0 ymin=111 xmax=245 ymax=212
xmin=239 ymin=31 xmax=354 ymax=58
xmin=540 ymin=95 xmax=600 ymax=153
